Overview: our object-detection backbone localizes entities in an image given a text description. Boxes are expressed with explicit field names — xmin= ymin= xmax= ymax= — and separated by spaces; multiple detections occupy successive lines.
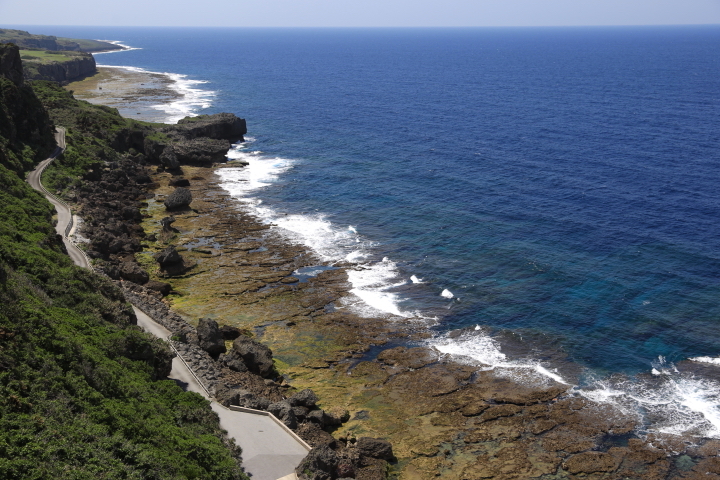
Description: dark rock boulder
xmin=296 ymin=422 xmax=338 ymax=449
xmin=268 ymin=400 xmax=297 ymax=429
xmin=196 ymin=317 xmax=226 ymax=357
xmin=290 ymin=388 xmax=319 ymax=409
xmin=226 ymin=335 xmax=275 ymax=378
xmin=356 ymin=437 xmax=394 ymax=461
xmin=220 ymin=325 xmax=243 ymax=340
xmin=215 ymin=387 xmax=271 ymax=409
xmin=324 ymin=407 xmax=350 ymax=426
xmin=118 ymin=261 xmax=149 ymax=284
xmin=222 ymin=351 xmax=249 ymax=373
xmin=306 ymin=409 xmax=329 ymax=427
xmin=169 ymin=177 xmax=190 ymax=187
xmin=164 ymin=187 xmax=192 ymax=210
xmin=145 ymin=280 xmax=172 ymax=296
xmin=154 ymin=246 xmax=183 ymax=266
xmin=296 ymin=445 xmax=340 ymax=480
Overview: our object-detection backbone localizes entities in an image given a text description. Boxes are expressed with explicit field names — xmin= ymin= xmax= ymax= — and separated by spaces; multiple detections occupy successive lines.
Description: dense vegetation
xmin=0 ymin=45 xmax=247 ymax=479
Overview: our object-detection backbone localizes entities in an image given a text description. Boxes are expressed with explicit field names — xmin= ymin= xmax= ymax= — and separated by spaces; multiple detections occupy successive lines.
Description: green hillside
xmin=0 ymin=43 xmax=246 ymax=480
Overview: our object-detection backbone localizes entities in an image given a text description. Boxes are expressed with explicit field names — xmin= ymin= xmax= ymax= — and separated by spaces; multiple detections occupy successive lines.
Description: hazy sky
xmin=2 ymin=0 xmax=720 ymax=27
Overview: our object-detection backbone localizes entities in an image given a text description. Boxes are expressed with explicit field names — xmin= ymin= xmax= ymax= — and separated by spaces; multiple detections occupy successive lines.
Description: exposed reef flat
xmin=136 ymin=165 xmax=720 ymax=479
xmin=66 ymin=66 xmax=182 ymax=122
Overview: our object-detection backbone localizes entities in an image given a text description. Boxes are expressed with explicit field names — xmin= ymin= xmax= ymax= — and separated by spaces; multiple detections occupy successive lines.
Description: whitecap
xmin=91 ymin=39 xmax=142 ymax=54
xmin=428 ymin=330 xmax=570 ymax=385
xmin=410 ymin=275 xmax=423 ymax=283
xmin=691 ymin=356 xmax=720 ymax=365
xmin=441 ymin=289 xmax=454 ymax=299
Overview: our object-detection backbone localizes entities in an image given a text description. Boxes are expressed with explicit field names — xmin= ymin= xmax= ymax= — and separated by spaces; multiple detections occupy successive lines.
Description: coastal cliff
xmin=0 ymin=28 xmax=121 ymax=53
xmin=20 ymin=49 xmax=97 ymax=84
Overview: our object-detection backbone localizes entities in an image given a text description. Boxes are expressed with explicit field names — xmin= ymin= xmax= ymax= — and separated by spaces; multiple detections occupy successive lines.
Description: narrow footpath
xmin=27 ymin=132 xmax=309 ymax=480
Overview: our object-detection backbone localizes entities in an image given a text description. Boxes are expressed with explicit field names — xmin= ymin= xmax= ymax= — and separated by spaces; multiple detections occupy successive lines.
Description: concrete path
xmin=133 ymin=306 xmax=309 ymax=480
xmin=28 ymin=131 xmax=309 ymax=480
xmin=26 ymin=128 xmax=90 ymax=269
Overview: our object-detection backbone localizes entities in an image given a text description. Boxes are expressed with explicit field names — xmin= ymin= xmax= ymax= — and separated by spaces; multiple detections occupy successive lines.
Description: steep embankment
xmin=0 ymin=43 xmax=246 ymax=480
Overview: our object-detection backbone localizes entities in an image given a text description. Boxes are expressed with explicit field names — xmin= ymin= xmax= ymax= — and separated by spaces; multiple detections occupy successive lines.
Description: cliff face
xmin=22 ymin=51 xmax=97 ymax=84
xmin=0 ymin=44 xmax=55 ymax=173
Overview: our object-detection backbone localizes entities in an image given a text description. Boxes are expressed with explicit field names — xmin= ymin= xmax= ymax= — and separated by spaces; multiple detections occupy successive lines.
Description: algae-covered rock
xmin=164 ymin=187 xmax=192 ymax=210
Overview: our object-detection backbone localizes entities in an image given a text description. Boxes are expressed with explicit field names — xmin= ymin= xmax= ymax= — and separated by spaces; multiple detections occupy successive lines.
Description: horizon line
xmin=4 ymin=23 xmax=720 ymax=29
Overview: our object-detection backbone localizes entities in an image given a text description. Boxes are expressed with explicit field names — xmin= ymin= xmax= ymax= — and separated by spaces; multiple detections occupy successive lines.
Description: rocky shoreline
xmin=72 ymin=157 xmax=720 ymax=480
xmin=53 ymin=73 xmax=720 ymax=478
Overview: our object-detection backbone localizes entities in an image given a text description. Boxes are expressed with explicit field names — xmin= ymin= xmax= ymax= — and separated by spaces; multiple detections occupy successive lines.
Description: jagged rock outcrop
xmin=0 ymin=44 xmax=24 ymax=86
xmin=223 ymin=334 xmax=275 ymax=378
xmin=174 ymin=113 xmax=247 ymax=143
xmin=296 ymin=445 xmax=340 ymax=480
xmin=163 ymin=138 xmax=232 ymax=166
xmin=0 ymin=44 xmax=54 ymax=173
xmin=197 ymin=317 xmax=226 ymax=357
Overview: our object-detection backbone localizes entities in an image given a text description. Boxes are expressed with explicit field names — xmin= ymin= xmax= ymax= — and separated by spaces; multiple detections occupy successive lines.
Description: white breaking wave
xmin=410 ymin=274 xmax=423 ymax=283
xmin=91 ymin=39 xmax=142 ymax=54
xmin=691 ymin=356 xmax=720 ymax=365
xmin=96 ymin=65 xmax=216 ymax=123
xmin=429 ymin=330 xmax=569 ymax=385
xmin=579 ymin=357 xmax=720 ymax=440
xmin=218 ymin=143 xmax=432 ymax=320
xmin=441 ymin=288 xmax=454 ymax=299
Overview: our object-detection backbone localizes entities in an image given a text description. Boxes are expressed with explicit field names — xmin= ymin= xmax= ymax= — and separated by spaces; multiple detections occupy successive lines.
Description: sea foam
xmin=219 ymin=142 xmax=431 ymax=320
xmin=94 ymin=65 xmax=216 ymax=123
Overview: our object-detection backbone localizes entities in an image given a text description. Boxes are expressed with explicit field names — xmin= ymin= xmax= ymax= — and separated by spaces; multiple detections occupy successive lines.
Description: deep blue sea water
xmin=10 ymin=25 xmax=720 ymax=436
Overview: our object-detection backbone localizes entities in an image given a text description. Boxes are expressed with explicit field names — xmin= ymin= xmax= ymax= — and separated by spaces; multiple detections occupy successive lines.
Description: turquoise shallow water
xmin=12 ymin=24 xmax=720 ymax=436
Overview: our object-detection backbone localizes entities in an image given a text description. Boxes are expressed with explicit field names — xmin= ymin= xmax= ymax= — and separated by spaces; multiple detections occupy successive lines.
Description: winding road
xmin=27 ymin=130 xmax=309 ymax=480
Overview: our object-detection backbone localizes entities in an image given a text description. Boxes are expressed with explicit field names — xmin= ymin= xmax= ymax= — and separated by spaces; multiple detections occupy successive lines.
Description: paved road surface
xmin=26 ymin=128 xmax=90 ymax=269
xmin=27 ymin=131 xmax=309 ymax=480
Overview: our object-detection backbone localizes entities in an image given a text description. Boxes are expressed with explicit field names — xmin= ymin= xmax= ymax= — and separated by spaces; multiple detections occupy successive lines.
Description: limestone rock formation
xmin=175 ymin=113 xmax=247 ymax=142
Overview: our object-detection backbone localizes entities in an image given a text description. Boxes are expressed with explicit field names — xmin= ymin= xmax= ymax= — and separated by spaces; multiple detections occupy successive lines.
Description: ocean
xmin=11 ymin=24 xmax=720 ymax=438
